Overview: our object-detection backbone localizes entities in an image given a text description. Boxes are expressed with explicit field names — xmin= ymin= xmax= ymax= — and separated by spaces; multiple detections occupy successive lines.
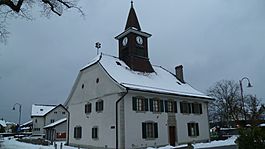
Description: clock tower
xmin=115 ymin=2 xmax=154 ymax=72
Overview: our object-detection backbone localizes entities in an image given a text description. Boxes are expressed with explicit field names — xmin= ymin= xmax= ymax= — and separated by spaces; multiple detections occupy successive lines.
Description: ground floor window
xmin=74 ymin=126 xmax=82 ymax=139
xmin=187 ymin=122 xmax=199 ymax=137
xmin=142 ymin=122 xmax=158 ymax=139
xmin=33 ymin=128 xmax=40 ymax=131
xmin=92 ymin=127 xmax=98 ymax=139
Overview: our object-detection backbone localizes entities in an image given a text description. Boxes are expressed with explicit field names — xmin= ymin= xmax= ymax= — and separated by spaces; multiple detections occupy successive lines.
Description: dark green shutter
xmin=196 ymin=123 xmax=199 ymax=136
xmin=142 ymin=123 xmax=146 ymax=139
xmin=191 ymin=103 xmax=195 ymax=113
xmin=132 ymin=97 xmax=137 ymax=111
xmin=145 ymin=98 xmax=149 ymax=111
xmin=150 ymin=99 xmax=153 ymax=112
xmin=199 ymin=104 xmax=202 ymax=114
xmin=165 ymin=101 xmax=168 ymax=112
xmin=101 ymin=101 xmax=104 ymax=111
xmin=188 ymin=103 xmax=192 ymax=113
xmin=154 ymin=123 xmax=158 ymax=138
xmin=180 ymin=102 xmax=183 ymax=113
xmin=174 ymin=101 xmax=177 ymax=113
xmin=160 ymin=100 xmax=164 ymax=112
xmin=187 ymin=123 xmax=191 ymax=136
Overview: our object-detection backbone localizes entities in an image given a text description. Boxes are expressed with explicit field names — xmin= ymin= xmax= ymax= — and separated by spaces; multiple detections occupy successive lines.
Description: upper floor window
xmin=54 ymin=111 xmax=57 ymax=114
xmin=62 ymin=111 xmax=66 ymax=115
xmin=132 ymin=96 xmax=148 ymax=112
xmin=187 ymin=122 xmax=199 ymax=137
xmin=74 ymin=126 xmax=82 ymax=139
xmin=92 ymin=127 xmax=98 ymax=139
xmin=50 ymin=119 xmax=55 ymax=123
xmin=96 ymin=100 xmax=103 ymax=112
xmin=150 ymin=98 xmax=164 ymax=112
xmin=85 ymin=102 xmax=92 ymax=114
xmin=35 ymin=119 xmax=37 ymax=123
xmin=142 ymin=122 xmax=158 ymax=139
xmin=180 ymin=102 xmax=192 ymax=114
xmin=192 ymin=103 xmax=202 ymax=114
xmin=165 ymin=100 xmax=177 ymax=113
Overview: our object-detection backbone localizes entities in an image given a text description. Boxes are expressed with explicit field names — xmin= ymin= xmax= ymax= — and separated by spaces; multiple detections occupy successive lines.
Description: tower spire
xmin=125 ymin=1 xmax=141 ymax=30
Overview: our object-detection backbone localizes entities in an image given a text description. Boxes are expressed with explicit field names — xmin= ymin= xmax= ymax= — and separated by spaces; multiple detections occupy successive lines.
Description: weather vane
xmin=95 ymin=42 xmax=101 ymax=55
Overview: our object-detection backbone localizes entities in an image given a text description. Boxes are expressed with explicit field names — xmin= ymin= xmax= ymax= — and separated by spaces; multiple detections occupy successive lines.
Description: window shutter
xmin=160 ymin=100 xmax=164 ymax=112
xmin=180 ymin=102 xmax=183 ymax=113
xmin=150 ymin=99 xmax=153 ymax=112
xmin=199 ymin=104 xmax=202 ymax=114
xmin=154 ymin=123 xmax=158 ymax=138
xmin=187 ymin=123 xmax=191 ymax=136
xmin=96 ymin=102 xmax=99 ymax=111
xmin=74 ymin=127 xmax=76 ymax=138
xmin=165 ymin=101 xmax=168 ymax=112
xmin=145 ymin=98 xmax=149 ymax=111
xmin=191 ymin=103 xmax=195 ymax=113
xmin=132 ymin=97 xmax=137 ymax=111
xmin=188 ymin=103 xmax=192 ymax=113
xmin=101 ymin=101 xmax=104 ymax=111
xmin=174 ymin=101 xmax=177 ymax=113
xmin=196 ymin=123 xmax=199 ymax=136
xmin=142 ymin=123 xmax=146 ymax=139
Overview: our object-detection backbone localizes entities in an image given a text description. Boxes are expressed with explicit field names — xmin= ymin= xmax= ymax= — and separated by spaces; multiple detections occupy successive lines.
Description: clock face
xmin=122 ymin=37 xmax=128 ymax=46
xmin=136 ymin=36 xmax=143 ymax=45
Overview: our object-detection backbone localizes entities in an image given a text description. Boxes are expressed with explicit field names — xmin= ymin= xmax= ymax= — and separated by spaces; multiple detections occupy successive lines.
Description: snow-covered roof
xmin=43 ymin=118 xmax=67 ymax=129
xmin=82 ymin=53 xmax=212 ymax=99
xmin=31 ymin=104 xmax=56 ymax=117
xmin=20 ymin=120 xmax=32 ymax=127
xmin=0 ymin=120 xmax=6 ymax=127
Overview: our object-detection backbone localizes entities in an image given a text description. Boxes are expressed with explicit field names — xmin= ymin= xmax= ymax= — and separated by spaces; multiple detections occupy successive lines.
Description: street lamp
xmin=12 ymin=103 xmax=22 ymax=126
xmin=239 ymin=77 xmax=253 ymax=121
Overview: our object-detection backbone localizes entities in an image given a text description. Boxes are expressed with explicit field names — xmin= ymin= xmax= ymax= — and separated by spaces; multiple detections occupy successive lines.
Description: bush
xmin=237 ymin=127 xmax=265 ymax=149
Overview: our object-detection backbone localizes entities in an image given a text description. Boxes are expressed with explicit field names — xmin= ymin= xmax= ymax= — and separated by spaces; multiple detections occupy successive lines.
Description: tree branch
xmin=0 ymin=0 xmax=24 ymax=13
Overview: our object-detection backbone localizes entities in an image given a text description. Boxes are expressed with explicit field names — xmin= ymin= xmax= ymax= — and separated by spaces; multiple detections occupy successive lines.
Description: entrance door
xmin=169 ymin=126 xmax=176 ymax=146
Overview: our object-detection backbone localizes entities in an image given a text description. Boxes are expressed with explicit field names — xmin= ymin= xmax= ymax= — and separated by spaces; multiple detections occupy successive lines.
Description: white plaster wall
xmin=32 ymin=117 xmax=45 ymax=135
xmin=123 ymin=91 xmax=210 ymax=148
xmin=45 ymin=106 xmax=67 ymax=126
xmin=67 ymin=63 xmax=125 ymax=148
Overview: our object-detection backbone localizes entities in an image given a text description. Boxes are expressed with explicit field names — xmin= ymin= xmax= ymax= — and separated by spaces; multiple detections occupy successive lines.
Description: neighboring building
xmin=65 ymin=3 xmax=213 ymax=149
xmin=20 ymin=120 xmax=33 ymax=133
xmin=44 ymin=118 xmax=67 ymax=141
xmin=0 ymin=119 xmax=7 ymax=133
xmin=31 ymin=104 xmax=68 ymax=141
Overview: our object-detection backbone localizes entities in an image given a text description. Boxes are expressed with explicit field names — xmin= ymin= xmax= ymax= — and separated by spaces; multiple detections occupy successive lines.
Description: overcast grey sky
xmin=0 ymin=0 xmax=264 ymax=124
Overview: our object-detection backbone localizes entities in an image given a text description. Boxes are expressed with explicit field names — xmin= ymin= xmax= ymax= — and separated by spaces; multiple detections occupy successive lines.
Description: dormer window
xmin=40 ymin=109 xmax=43 ymax=111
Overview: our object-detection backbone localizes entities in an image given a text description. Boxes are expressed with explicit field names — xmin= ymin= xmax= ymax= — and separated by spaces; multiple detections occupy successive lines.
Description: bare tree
xmin=207 ymin=80 xmax=242 ymax=126
xmin=0 ymin=0 xmax=83 ymax=43
xmin=245 ymin=95 xmax=261 ymax=123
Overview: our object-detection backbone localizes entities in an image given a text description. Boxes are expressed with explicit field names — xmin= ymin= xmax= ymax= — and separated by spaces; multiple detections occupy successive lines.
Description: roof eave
xmin=115 ymin=28 xmax=152 ymax=40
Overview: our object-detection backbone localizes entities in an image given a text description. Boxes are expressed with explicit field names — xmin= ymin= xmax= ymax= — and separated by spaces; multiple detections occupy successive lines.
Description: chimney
xmin=175 ymin=65 xmax=185 ymax=83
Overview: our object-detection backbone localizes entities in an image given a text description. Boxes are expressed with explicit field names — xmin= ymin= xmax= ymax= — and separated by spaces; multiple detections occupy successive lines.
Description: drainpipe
xmin=116 ymin=90 xmax=128 ymax=149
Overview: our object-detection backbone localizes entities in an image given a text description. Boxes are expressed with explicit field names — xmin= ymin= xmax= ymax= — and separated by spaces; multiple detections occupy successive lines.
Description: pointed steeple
xmin=125 ymin=1 xmax=141 ymax=30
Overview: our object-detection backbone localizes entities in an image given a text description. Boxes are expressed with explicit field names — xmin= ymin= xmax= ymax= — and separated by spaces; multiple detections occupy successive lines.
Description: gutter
xmin=115 ymin=90 xmax=128 ymax=149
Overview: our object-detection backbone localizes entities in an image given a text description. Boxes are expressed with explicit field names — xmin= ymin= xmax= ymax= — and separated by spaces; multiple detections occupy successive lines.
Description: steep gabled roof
xmin=81 ymin=53 xmax=212 ymax=100
xmin=31 ymin=104 xmax=56 ymax=117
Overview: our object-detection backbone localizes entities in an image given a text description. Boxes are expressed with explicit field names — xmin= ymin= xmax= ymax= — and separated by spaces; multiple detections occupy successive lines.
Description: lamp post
xmin=12 ymin=103 xmax=22 ymax=126
xmin=239 ymin=77 xmax=252 ymax=121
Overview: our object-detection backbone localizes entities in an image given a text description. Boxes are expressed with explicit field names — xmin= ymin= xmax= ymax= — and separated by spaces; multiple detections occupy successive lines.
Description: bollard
xmin=54 ymin=143 xmax=57 ymax=149
xmin=60 ymin=142 xmax=63 ymax=149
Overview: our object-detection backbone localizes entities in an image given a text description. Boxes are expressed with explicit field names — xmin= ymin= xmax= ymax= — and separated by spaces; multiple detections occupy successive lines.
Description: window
xmin=96 ymin=100 xmax=103 ymax=112
xmin=85 ymin=103 xmax=92 ymax=114
xmin=192 ymin=103 xmax=202 ymax=114
xmin=92 ymin=127 xmax=98 ymax=139
xmin=180 ymin=102 xmax=191 ymax=114
xmin=50 ymin=119 xmax=55 ymax=123
xmin=62 ymin=111 xmax=66 ymax=115
xmin=35 ymin=119 xmax=37 ymax=123
xmin=33 ymin=128 xmax=40 ymax=131
xmin=74 ymin=126 xmax=82 ymax=139
xmin=165 ymin=100 xmax=177 ymax=113
xmin=142 ymin=122 xmax=158 ymax=139
xmin=54 ymin=111 xmax=57 ymax=114
xmin=187 ymin=122 xmax=199 ymax=137
xmin=150 ymin=98 xmax=164 ymax=112
xmin=132 ymin=97 xmax=148 ymax=112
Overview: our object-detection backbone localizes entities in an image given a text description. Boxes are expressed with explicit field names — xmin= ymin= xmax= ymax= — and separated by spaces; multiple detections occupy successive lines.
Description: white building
xmin=65 ymin=3 xmax=213 ymax=149
xmin=31 ymin=104 xmax=68 ymax=141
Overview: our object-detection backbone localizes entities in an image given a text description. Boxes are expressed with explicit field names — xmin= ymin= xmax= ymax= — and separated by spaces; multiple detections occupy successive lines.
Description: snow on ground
xmin=147 ymin=136 xmax=237 ymax=149
xmin=1 ymin=136 xmax=237 ymax=149
xmin=0 ymin=137 xmax=83 ymax=149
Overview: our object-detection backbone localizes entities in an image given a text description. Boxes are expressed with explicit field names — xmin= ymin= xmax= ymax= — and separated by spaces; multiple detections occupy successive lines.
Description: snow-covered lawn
xmin=0 ymin=137 xmax=82 ymax=149
xmin=147 ymin=135 xmax=237 ymax=149
xmin=1 ymin=136 xmax=237 ymax=149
